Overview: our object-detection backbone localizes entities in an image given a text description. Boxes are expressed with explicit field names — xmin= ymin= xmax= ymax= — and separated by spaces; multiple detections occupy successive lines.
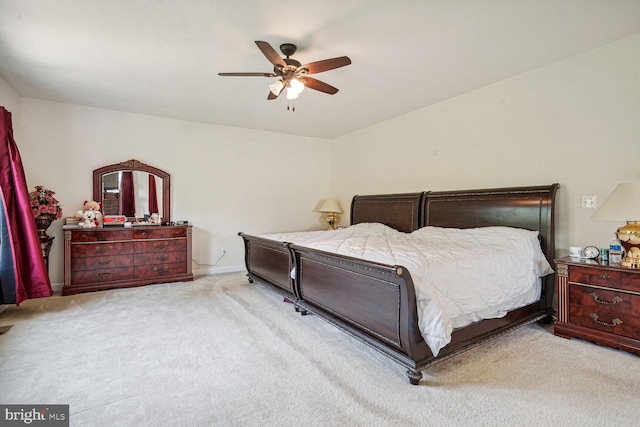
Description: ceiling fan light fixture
xmin=289 ymin=78 xmax=304 ymax=94
xmin=286 ymin=87 xmax=299 ymax=100
xmin=269 ymin=80 xmax=284 ymax=95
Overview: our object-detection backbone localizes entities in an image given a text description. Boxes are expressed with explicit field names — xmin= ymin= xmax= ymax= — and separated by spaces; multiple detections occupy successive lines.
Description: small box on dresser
xmin=554 ymin=256 xmax=640 ymax=355
xmin=63 ymin=225 xmax=193 ymax=295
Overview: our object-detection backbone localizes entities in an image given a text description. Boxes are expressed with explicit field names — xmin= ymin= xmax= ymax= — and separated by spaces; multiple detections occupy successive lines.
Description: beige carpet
xmin=1 ymin=272 xmax=639 ymax=426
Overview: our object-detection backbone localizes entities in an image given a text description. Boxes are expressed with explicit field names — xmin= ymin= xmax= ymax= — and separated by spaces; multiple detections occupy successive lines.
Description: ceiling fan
xmin=218 ymin=41 xmax=351 ymax=107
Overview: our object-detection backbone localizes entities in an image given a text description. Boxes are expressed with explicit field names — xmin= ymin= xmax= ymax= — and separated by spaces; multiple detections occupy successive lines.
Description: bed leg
xmin=294 ymin=305 xmax=308 ymax=316
xmin=541 ymin=314 xmax=555 ymax=324
xmin=407 ymin=369 xmax=422 ymax=385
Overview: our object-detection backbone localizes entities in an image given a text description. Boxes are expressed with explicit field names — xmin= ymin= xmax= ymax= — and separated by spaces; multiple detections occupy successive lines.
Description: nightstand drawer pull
xmin=590 ymin=292 xmax=623 ymax=305
xmin=599 ymin=273 xmax=610 ymax=280
xmin=589 ymin=313 xmax=622 ymax=327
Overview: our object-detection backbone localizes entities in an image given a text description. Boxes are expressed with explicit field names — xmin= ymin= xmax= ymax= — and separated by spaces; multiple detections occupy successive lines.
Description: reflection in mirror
xmin=93 ymin=159 xmax=170 ymax=222
xmin=101 ymin=171 xmax=163 ymax=218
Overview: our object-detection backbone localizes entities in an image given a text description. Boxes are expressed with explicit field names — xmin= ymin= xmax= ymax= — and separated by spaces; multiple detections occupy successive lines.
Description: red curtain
xmin=148 ymin=174 xmax=158 ymax=214
xmin=0 ymin=107 xmax=52 ymax=305
xmin=121 ymin=171 xmax=135 ymax=217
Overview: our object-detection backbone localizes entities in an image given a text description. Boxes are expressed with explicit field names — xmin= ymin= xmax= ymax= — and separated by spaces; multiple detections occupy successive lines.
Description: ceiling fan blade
xmin=218 ymin=72 xmax=277 ymax=77
xmin=300 ymin=56 xmax=351 ymax=74
xmin=301 ymin=77 xmax=339 ymax=95
xmin=267 ymin=91 xmax=279 ymax=100
xmin=255 ymin=41 xmax=287 ymax=68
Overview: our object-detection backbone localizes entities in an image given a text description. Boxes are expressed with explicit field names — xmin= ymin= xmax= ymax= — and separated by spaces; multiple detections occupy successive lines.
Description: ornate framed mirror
xmin=93 ymin=159 xmax=170 ymax=222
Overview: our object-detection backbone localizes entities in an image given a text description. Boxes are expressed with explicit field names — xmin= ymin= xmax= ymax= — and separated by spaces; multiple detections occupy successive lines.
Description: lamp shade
xmin=592 ymin=182 xmax=640 ymax=221
xmin=317 ymin=198 xmax=342 ymax=214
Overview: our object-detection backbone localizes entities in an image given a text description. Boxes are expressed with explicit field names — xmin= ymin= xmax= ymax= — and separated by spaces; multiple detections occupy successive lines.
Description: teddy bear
xmin=78 ymin=210 xmax=98 ymax=228
xmin=74 ymin=200 xmax=103 ymax=225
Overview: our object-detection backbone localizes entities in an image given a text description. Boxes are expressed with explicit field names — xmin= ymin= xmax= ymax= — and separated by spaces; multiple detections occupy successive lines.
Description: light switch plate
xmin=582 ymin=195 xmax=597 ymax=208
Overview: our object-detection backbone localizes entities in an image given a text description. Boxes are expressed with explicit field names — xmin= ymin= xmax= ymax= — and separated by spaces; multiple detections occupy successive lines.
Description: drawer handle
xmin=96 ymin=245 xmax=114 ymax=252
xmin=153 ymin=242 xmax=169 ymax=248
xmin=81 ymin=233 xmax=88 ymax=239
xmin=153 ymin=266 xmax=169 ymax=273
xmin=155 ymin=254 xmax=169 ymax=261
xmin=589 ymin=313 xmax=622 ymax=327
xmin=97 ymin=272 xmax=112 ymax=281
xmin=599 ymin=273 xmax=610 ymax=280
xmin=98 ymin=259 xmax=112 ymax=265
xmin=590 ymin=292 xmax=623 ymax=305
xmin=140 ymin=231 xmax=147 ymax=236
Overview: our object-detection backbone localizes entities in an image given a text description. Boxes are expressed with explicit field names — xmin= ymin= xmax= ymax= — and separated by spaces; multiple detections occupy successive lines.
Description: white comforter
xmin=261 ymin=223 xmax=553 ymax=356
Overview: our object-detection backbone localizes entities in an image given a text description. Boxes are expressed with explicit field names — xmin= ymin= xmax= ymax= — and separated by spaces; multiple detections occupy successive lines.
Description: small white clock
xmin=583 ymin=246 xmax=600 ymax=259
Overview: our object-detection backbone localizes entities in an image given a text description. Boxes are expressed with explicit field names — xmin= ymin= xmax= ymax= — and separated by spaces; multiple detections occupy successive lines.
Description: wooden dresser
xmin=554 ymin=256 xmax=640 ymax=355
xmin=63 ymin=225 xmax=193 ymax=295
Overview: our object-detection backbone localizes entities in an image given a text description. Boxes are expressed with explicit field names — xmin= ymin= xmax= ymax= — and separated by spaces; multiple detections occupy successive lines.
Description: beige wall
xmin=10 ymin=99 xmax=331 ymax=288
xmin=331 ymin=33 xmax=640 ymax=256
xmin=0 ymin=77 xmax=20 ymax=120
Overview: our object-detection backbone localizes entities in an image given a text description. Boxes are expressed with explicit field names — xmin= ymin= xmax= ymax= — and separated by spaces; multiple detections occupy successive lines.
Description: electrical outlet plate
xmin=582 ymin=196 xmax=597 ymax=208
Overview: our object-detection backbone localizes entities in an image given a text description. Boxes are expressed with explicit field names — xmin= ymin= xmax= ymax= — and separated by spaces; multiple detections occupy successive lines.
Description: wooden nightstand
xmin=554 ymin=256 xmax=640 ymax=355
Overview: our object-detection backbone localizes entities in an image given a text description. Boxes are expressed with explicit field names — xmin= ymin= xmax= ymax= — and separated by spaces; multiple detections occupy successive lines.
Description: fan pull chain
xmin=287 ymin=99 xmax=296 ymax=112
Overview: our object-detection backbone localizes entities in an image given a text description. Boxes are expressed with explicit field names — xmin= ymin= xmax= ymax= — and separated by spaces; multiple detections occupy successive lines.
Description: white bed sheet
xmin=261 ymin=223 xmax=553 ymax=356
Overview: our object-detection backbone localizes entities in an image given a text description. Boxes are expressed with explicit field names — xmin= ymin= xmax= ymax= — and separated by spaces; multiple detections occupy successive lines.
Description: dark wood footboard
xmin=238 ymin=232 xmax=296 ymax=298
xmin=290 ymin=244 xmax=432 ymax=383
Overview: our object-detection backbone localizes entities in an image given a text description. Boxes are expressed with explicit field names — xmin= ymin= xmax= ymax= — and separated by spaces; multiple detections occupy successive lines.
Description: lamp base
xmin=617 ymin=221 xmax=640 ymax=268
xmin=325 ymin=213 xmax=337 ymax=230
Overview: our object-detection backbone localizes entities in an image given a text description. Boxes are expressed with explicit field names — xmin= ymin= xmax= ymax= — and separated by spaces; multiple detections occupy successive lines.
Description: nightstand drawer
xmin=568 ymin=284 xmax=639 ymax=317
xmin=568 ymin=304 xmax=640 ymax=340
xmin=569 ymin=266 xmax=640 ymax=293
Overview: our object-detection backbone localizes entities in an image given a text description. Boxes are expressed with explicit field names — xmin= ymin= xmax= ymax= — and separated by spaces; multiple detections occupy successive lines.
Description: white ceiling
xmin=1 ymin=1 xmax=640 ymax=139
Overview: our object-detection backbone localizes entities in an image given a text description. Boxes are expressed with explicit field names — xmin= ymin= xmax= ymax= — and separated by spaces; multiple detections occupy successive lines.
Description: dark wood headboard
xmin=422 ymin=184 xmax=559 ymax=264
xmin=350 ymin=192 xmax=424 ymax=233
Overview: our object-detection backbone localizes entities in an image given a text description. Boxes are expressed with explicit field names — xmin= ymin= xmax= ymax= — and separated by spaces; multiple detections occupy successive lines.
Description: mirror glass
xmin=93 ymin=159 xmax=170 ymax=222
xmin=101 ymin=171 xmax=163 ymax=217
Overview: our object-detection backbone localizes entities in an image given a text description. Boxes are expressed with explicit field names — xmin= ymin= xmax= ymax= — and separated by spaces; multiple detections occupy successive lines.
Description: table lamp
xmin=592 ymin=182 xmax=640 ymax=268
xmin=317 ymin=199 xmax=342 ymax=230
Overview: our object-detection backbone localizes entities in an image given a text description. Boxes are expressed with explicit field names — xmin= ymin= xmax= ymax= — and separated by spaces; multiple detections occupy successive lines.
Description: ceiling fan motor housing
xmin=279 ymin=43 xmax=297 ymax=57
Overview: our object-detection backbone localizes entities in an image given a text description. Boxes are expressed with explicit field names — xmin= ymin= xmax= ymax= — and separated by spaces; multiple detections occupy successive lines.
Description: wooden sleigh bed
xmin=239 ymin=184 xmax=559 ymax=384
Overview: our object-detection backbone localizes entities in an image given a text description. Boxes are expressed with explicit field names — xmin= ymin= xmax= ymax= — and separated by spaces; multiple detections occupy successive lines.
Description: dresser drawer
xmin=134 ymin=227 xmax=187 ymax=239
xmin=569 ymin=266 xmax=640 ymax=293
xmin=71 ymin=254 xmax=134 ymax=271
xmin=568 ymin=304 xmax=640 ymax=340
xmin=71 ymin=267 xmax=134 ymax=286
xmin=134 ymin=251 xmax=187 ymax=266
xmin=71 ymin=242 xmax=134 ymax=258
xmin=134 ymin=239 xmax=186 ymax=253
xmin=71 ymin=229 xmax=131 ymax=242
xmin=568 ymin=284 xmax=639 ymax=317
xmin=134 ymin=262 xmax=186 ymax=279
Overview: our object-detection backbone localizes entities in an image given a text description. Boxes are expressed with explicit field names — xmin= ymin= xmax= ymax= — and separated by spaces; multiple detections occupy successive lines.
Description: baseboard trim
xmin=193 ymin=264 xmax=246 ymax=276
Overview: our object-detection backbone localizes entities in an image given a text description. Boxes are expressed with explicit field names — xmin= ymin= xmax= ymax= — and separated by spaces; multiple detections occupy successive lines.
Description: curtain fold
xmin=0 ymin=106 xmax=52 ymax=305
xmin=121 ymin=171 xmax=135 ymax=217
xmin=148 ymin=175 xmax=158 ymax=214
